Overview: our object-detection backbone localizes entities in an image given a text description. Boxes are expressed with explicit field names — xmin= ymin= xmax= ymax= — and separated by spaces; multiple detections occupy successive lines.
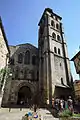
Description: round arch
xmin=16 ymin=82 xmax=35 ymax=105
xmin=17 ymin=86 xmax=32 ymax=105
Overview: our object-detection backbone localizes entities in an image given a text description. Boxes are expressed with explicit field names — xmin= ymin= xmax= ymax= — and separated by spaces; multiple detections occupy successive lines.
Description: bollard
xmin=9 ymin=108 xmax=11 ymax=112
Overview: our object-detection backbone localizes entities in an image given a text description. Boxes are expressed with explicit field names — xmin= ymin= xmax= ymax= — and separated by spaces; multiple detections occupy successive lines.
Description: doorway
xmin=17 ymin=86 xmax=32 ymax=105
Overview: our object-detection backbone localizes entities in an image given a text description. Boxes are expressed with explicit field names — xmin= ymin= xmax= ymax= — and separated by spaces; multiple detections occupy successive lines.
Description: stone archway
xmin=17 ymin=86 xmax=32 ymax=105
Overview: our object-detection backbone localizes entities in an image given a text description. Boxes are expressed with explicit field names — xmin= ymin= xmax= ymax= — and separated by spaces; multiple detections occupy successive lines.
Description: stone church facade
xmin=1 ymin=8 xmax=73 ymax=107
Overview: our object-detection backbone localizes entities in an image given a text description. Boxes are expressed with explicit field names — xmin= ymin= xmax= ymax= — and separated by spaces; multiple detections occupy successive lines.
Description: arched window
xmin=18 ymin=53 xmax=23 ymax=63
xmin=57 ymin=35 xmax=61 ymax=41
xmin=52 ymin=32 xmax=56 ymax=39
xmin=54 ymin=47 xmax=57 ymax=53
xmin=51 ymin=20 xmax=55 ymax=27
xmin=56 ymin=23 xmax=60 ymax=30
xmin=24 ymin=50 xmax=30 ymax=64
xmin=58 ymin=48 xmax=61 ymax=55
xmin=32 ymin=56 xmax=36 ymax=65
xmin=60 ymin=63 xmax=62 ymax=67
xmin=55 ymin=16 xmax=58 ymax=21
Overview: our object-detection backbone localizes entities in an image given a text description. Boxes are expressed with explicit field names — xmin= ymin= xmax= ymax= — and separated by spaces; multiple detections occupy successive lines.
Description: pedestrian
xmin=20 ymin=100 xmax=24 ymax=111
xmin=53 ymin=97 xmax=60 ymax=117
xmin=54 ymin=97 xmax=60 ymax=111
xmin=67 ymin=96 xmax=73 ymax=113
xmin=52 ymin=98 xmax=55 ymax=108
xmin=65 ymin=100 xmax=68 ymax=109
xmin=34 ymin=104 xmax=37 ymax=112
xmin=60 ymin=99 xmax=64 ymax=111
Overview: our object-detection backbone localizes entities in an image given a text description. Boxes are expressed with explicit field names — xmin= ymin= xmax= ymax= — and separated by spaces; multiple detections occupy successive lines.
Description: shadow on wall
xmin=53 ymin=86 xmax=72 ymax=100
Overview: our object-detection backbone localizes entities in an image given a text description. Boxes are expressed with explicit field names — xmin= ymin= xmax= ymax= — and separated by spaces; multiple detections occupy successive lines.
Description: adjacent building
xmin=71 ymin=50 xmax=80 ymax=103
xmin=0 ymin=17 xmax=9 ymax=70
xmin=0 ymin=17 xmax=10 ymax=106
xmin=71 ymin=51 xmax=80 ymax=78
xmin=74 ymin=80 xmax=80 ymax=103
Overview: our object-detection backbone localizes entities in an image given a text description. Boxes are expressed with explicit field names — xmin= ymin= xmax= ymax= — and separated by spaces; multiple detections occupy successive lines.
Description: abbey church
xmin=0 ymin=8 xmax=73 ymax=107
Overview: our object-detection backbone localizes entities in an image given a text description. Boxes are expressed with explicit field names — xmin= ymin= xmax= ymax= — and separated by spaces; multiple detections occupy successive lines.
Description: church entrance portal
xmin=17 ymin=86 xmax=32 ymax=106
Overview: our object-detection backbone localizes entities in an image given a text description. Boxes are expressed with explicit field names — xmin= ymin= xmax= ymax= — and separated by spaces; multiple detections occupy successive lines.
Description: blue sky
xmin=0 ymin=0 xmax=80 ymax=80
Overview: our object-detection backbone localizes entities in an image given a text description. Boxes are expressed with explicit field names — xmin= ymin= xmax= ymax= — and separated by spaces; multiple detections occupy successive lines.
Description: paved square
xmin=0 ymin=108 xmax=59 ymax=120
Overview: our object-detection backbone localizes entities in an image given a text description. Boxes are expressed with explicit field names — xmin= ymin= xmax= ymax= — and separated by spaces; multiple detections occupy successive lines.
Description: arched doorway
xmin=17 ymin=86 xmax=32 ymax=105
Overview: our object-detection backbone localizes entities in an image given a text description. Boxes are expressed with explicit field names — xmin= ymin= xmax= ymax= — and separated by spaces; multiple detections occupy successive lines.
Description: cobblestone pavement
xmin=0 ymin=108 xmax=59 ymax=120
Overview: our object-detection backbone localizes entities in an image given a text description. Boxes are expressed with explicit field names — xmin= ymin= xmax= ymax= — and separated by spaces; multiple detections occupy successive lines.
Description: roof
xmin=16 ymin=43 xmax=38 ymax=49
xmin=71 ymin=51 xmax=80 ymax=61
xmin=38 ymin=8 xmax=62 ymax=26
xmin=9 ymin=43 xmax=38 ymax=50
xmin=0 ymin=17 xmax=10 ymax=54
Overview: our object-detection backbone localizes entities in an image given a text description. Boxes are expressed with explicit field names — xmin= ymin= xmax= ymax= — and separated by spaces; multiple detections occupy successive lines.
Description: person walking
xmin=67 ymin=96 xmax=73 ymax=114
xmin=60 ymin=99 xmax=64 ymax=111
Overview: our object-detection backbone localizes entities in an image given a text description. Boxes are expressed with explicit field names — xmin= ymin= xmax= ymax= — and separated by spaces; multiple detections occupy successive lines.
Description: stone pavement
xmin=38 ymin=108 xmax=59 ymax=120
xmin=0 ymin=108 xmax=59 ymax=120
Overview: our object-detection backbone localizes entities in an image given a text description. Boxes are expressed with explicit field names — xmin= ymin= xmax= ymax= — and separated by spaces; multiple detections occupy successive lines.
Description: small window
xmin=24 ymin=50 xmax=30 ymax=64
xmin=58 ymin=48 xmax=60 ymax=55
xmin=55 ymin=16 xmax=58 ymax=21
xmin=41 ymin=57 xmax=44 ymax=64
xmin=54 ymin=47 xmax=57 ymax=53
xmin=51 ymin=14 xmax=53 ymax=18
xmin=39 ymin=25 xmax=44 ymax=35
xmin=32 ymin=56 xmax=36 ymax=65
xmin=52 ymin=32 xmax=56 ymax=39
xmin=37 ymin=71 xmax=39 ymax=80
xmin=61 ymin=78 xmax=64 ymax=85
xmin=41 ymin=40 xmax=44 ymax=48
xmin=51 ymin=20 xmax=55 ymax=27
xmin=56 ymin=23 xmax=59 ymax=30
xmin=57 ymin=35 xmax=61 ymax=41
xmin=60 ymin=63 xmax=62 ymax=67
xmin=18 ymin=53 xmax=23 ymax=63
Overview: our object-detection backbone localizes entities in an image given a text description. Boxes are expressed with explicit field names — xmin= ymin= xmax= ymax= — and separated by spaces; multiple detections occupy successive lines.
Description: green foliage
xmin=0 ymin=67 xmax=11 ymax=78
xmin=73 ymin=113 xmax=80 ymax=117
xmin=59 ymin=109 xmax=72 ymax=117
xmin=0 ymin=68 xmax=6 ymax=74
xmin=0 ymin=67 xmax=11 ymax=89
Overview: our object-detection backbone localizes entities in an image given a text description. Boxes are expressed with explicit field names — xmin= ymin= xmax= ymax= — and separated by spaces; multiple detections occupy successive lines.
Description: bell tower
xmin=38 ymin=8 xmax=72 ymax=106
